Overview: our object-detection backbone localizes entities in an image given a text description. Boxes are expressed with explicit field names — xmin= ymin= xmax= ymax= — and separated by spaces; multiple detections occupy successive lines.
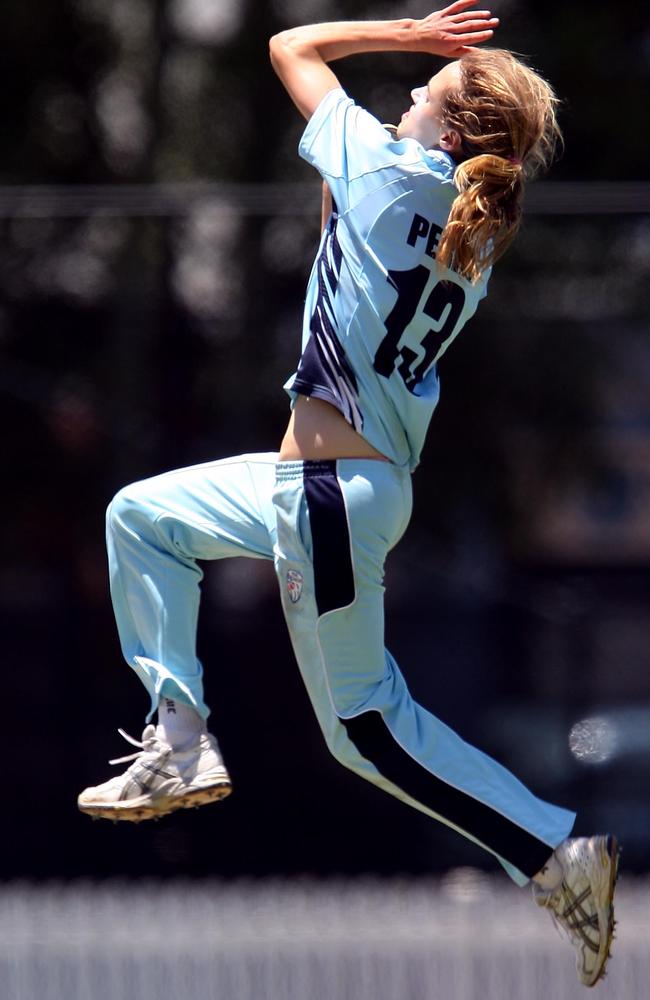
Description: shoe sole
xmin=78 ymin=779 xmax=232 ymax=823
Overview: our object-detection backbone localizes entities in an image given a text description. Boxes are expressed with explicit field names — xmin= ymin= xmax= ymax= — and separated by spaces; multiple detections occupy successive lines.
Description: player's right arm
xmin=269 ymin=3 xmax=499 ymax=121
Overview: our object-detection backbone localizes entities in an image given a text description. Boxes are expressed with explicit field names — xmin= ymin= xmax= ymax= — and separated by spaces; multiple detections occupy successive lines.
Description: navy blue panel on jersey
xmin=303 ymin=460 xmax=355 ymax=617
xmin=341 ymin=710 xmax=554 ymax=877
xmin=292 ymin=216 xmax=363 ymax=432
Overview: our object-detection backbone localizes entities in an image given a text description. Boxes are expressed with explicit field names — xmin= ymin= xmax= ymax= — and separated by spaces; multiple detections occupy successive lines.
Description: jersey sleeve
xmin=299 ymin=88 xmax=410 ymax=213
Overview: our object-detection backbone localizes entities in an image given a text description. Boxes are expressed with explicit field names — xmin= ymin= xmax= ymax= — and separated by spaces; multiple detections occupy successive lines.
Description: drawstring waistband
xmin=275 ymin=459 xmax=338 ymax=482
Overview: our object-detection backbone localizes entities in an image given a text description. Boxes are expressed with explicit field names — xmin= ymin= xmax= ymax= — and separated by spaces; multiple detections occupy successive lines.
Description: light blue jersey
xmin=284 ymin=87 xmax=490 ymax=471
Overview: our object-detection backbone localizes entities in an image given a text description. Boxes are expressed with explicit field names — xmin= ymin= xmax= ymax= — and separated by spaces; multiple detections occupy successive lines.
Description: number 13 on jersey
xmin=373 ymin=265 xmax=466 ymax=392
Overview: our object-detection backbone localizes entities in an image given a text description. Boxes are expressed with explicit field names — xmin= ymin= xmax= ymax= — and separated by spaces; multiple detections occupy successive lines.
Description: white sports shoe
xmin=78 ymin=725 xmax=232 ymax=821
xmin=534 ymin=834 xmax=619 ymax=987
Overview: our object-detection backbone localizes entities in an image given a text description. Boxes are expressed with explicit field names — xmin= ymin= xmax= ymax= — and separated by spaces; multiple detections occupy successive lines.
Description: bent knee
xmin=106 ymin=480 xmax=155 ymax=535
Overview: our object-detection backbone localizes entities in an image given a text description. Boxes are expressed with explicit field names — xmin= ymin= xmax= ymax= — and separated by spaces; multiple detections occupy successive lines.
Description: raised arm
xmin=269 ymin=1 xmax=499 ymax=120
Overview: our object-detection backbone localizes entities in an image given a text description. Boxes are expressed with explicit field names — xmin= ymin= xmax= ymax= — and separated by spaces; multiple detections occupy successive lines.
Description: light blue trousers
xmin=106 ymin=452 xmax=575 ymax=884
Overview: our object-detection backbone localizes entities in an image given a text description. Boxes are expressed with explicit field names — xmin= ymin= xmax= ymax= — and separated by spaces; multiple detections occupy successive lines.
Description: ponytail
xmin=437 ymin=154 xmax=524 ymax=282
xmin=435 ymin=49 xmax=561 ymax=282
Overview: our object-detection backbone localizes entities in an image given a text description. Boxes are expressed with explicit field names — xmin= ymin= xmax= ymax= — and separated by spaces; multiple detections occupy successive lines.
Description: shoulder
xmin=421 ymin=148 xmax=457 ymax=186
xmin=300 ymin=88 xmax=395 ymax=161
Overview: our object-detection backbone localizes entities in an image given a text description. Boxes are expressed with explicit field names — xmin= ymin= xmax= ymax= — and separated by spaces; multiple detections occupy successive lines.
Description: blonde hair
xmin=436 ymin=49 xmax=562 ymax=282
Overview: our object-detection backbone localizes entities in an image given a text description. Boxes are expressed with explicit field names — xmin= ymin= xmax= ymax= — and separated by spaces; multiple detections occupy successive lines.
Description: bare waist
xmin=278 ymin=395 xmax=390 ymax=463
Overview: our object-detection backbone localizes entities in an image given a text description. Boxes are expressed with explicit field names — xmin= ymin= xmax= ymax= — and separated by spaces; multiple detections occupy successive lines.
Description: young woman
xmin=79 ymin=3 xmax=618 ymax=986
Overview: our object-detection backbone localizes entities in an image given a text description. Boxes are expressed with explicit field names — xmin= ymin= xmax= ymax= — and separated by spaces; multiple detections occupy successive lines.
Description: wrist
xmin=396 ymin=18 xmax=419 ymax=51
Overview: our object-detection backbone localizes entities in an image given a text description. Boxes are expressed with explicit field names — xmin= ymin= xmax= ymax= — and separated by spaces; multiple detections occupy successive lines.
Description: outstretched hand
xmin=415 ymin=0 xmax=499 ymax=57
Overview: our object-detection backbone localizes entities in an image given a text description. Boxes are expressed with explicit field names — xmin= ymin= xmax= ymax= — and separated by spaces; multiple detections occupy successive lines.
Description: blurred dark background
xmin=1 ymin=0 xmax=649 ymax=881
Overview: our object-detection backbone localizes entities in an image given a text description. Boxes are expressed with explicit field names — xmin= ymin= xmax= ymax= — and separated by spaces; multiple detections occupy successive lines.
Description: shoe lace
xmin=109 ymin=728 xmax=159 ymax=766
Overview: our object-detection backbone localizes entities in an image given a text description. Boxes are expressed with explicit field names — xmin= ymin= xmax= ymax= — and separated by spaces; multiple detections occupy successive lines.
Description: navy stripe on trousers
xmin=302 ymin=459 xmax=553 ymax=879
xmin=304 ymin=460 xmax=355 ymax=616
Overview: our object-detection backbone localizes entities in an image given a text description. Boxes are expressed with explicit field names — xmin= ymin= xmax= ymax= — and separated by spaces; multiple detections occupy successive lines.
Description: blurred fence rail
xmin=1 ymin=873 xmax=647 ymax=1000
xmin=0 ymin=182 xmax=649 ymax=217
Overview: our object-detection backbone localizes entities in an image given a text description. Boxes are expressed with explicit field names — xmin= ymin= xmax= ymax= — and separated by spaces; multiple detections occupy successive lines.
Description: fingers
xmin=440 ymin=0 xmax=492 ymax=15
xmin=440 ymin=1 xmax=498 ymax=29
xmin=448 ymin=13 xmax=498 ymax=25
xmin=449 ymin=30 xmax=496 ymax=47
xmin=449 ymin=17 xmax=499 ymax=32
xmin=418 ymin=1 xmax=499 ymax=54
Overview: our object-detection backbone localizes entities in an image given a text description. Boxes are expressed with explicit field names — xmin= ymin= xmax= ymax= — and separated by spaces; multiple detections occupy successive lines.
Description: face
xmin=396 ymin=60 xmax=461 ymax=151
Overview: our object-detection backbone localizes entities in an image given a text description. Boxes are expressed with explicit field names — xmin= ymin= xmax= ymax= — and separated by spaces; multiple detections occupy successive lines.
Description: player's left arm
xmin=269 ymin=3 xmax=499 ymax=120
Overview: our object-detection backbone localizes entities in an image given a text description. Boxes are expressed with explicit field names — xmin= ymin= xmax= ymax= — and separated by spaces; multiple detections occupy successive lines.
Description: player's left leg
xmin=273 ymin=457 xmax=618 ymax=984
xmin=273 ymin=457 xmax=574 ymax=881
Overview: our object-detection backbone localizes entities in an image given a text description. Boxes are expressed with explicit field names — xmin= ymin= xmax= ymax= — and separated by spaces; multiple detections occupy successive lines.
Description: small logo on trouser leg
xmin=286 ymin=569 xmax=304 ymax=604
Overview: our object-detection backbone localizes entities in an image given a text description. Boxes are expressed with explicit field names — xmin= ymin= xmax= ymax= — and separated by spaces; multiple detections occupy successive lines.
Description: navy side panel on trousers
xmin=304 ymin=461 xmax=355 ymax=616
xmin=341 ymin=712 xmax=555 ymax=878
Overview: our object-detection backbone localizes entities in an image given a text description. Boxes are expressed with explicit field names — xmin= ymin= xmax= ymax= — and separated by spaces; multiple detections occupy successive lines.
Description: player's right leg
xmin=78 ymin=453 xmax=278 ymax=822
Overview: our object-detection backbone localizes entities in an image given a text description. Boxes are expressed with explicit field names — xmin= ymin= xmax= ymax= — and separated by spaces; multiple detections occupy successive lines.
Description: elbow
xmin=268 ymin=31 xmax=282 ymax=64
xmin=269 ymin=30 xmax=295 ymax=69
xmin=269 ymin=29 xmax=310 ymax=71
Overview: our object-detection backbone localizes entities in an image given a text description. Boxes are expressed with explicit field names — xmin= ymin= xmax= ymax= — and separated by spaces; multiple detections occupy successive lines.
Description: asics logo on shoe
xmin=559 ymin=883 xmax=600 ymax=951
xmin=140 ymin=762 xmax=176 ymax=781
xmin=120 ymin=763 xmax=176 ymax=799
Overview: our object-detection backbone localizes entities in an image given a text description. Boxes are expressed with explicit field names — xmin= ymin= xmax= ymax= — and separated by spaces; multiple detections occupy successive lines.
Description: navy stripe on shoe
xmin=303 ymin=460 xmax=355 ymax=617
xmin=341 ymin=710 xmax=555 ymax=878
